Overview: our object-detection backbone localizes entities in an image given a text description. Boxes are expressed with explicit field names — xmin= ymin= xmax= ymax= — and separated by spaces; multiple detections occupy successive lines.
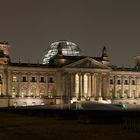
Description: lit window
xmin=12 ymin=87 xmax=16 ymax=98
xmin=12 ymin=76 xmax=17 ymax=82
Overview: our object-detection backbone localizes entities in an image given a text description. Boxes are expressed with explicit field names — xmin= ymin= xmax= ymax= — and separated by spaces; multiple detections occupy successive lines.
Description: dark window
xmin=48 ymin=77 xmax=54 ymax=83
xmin=124 ymin=80 xmax=128 ymax=85
xmin=110 ymin=79 xmax=113 ymax=84
xmin=31 ymin=77 xmax=36 ymax=82
xmin=132 ymin=80 xmax=135 ymax=85
xmin=22 ymin=77 xmax=26 ymax=82
xmin=0 ymin=76 xmax=2 ymax=84
xmin=117 ymin=80 xmax=121 ymax=85
xmin=40 ymin=77 xmax=45 ymax=82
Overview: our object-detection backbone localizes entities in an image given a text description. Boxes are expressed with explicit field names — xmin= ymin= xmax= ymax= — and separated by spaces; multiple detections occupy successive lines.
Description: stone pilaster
xmin=114 ymin=75 xmax=117 ymax=98
xmin=81 ymin=73 xmax=84 ymax=97
xmin=136 ymin=77 xmax=138 ymax=98
xmin=129 ymin=77 xmax=131 ymax=98
xmin=88 ymin=74 xmax=91 ymax=97
xmin=121 ymin=76 xmax=124 ymax=98
xmin=98 ymin=74 xmax=102 ymax=97
xmin=7 ymin=71 xmax=11 ymax=97
xmin=78 ymin=73 xmax=82 ymax=100
xmin=91 ymin=73 xmax=94 ymax=97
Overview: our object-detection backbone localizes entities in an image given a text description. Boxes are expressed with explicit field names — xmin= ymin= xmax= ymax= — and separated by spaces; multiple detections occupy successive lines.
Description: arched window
xmin=40 ymin=88 xmax=45 ymax=97
xmin=30 ymin=87 xmax=36 ymax=97
xmin=21 ymin=87 xmax=27 ymax=98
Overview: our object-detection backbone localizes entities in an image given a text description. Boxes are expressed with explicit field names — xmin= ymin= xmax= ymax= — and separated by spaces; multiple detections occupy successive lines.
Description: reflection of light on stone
xmin=13 ymin=102 xmax=17 ymax=107
xmin=84 ymin=74 xmax=88 ymax=95
xmin=21 ymin=92 xmax=24 ymax=98
xmin=41 ymin=102 xmax=45 ymax=105
xmin=75 ymin=74 xmax=79 ymax=96
xmin=71 ymin=97 xmax=78 ymax=103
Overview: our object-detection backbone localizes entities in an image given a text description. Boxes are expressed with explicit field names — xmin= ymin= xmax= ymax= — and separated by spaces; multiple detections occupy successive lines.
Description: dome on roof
xmin=42 ymin=40 xmax=82 ymax=64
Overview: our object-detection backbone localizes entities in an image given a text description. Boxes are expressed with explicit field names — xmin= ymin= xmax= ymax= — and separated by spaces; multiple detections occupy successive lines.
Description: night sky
xmin=0 ymin=0 xmax=140 ymax=67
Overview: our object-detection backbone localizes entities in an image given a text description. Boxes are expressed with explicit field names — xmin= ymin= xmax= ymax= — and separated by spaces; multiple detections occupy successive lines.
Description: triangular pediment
xmin=63 ymin=57 xmax=110 ymax=69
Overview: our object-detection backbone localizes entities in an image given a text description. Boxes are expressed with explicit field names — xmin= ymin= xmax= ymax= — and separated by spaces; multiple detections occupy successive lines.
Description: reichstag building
xmin=0 ymin=40 xmax=140 ymax=107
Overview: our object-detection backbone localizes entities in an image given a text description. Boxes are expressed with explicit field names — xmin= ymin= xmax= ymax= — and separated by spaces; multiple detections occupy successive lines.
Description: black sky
xmin=0 ymin=0 xmax=140 ymax=67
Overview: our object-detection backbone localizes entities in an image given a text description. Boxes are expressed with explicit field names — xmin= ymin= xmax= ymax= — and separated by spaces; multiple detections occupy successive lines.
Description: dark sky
xmin=0 ymin=0 xmax=140 ymax=67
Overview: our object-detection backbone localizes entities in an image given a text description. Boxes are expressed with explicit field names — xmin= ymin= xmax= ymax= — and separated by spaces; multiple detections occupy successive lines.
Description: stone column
xmin=3 ymin=71 xmax=7 ymax=96
xmin=98 ymin=74 xmax=102 ymax=97
xmin=81 ymin=73 xmax=84 ymax=97
xmin=94 ymin=74 xmax=97 ymax=97
xmin=88 ymin=74 xmax=91 ymax=97
xmin=46 ymin=74 xmax=48 ymax=96
xmin=129 ymin=77 xmax=131 ymax=98
xmin=90 ymin=74 xmax=92 ymax=97
xmin=91 ymin=73 xmax=94 ymax=97
xmin=75 ymin=74 xmax=78 ymax=98
xmin=106 ymin=74 xmax=110 ymax=98
xmin=78 ymin=73 xmax=82 ymax=100
xmin=36 ymin=73 xmax=40 ymax=97
xmin=62 ymin=72 xmax=65 ymax=103
xmin=67 ymin=74 xmax=71 ymax=102
xmin=7 ymin=71 xmax=11 ymax=97
xmin=17 ymin=73 xmax=19 ymax=97
xmin=70 ymin=73 xmax=75 ymax=98
xmin=121 ymin=76 xmax=124 ymax=98
xmin=102 ymin=74 xmax=108 ymax=99
xmin=114 ymin=76 xmax=117 ymax=98
xmin=136 ymin=77 xmax=138 ymax=98
xmin=65 ymin=73 xmax=68 ymax=98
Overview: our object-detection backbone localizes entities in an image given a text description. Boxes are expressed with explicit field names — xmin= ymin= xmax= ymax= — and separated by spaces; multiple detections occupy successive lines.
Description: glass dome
xmin=42 ymin=40 xmax=82 ymax=64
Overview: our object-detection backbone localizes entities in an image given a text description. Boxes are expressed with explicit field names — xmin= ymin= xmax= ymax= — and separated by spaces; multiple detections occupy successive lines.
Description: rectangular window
xmin=31 ymin=77 xmax=36 ymax=82
xmin=40 ymin=77 xmax=45 ymax=82
xmin=22 ymin=76 xmax=27 ymax=82
xmin=132 ymin=80 xmax=135 ymax=85
xmin=110 ymin=79 xmax=113 ymax=84
xmin=12 ymin=76 xmax=17 ymax=82
xmin=124 ymin=80 xmax=128 ymax=85
xmin=48 ymin=77 xmax=54 ymax=83
xmin=117 ymin=80 xmax=121 ymax=85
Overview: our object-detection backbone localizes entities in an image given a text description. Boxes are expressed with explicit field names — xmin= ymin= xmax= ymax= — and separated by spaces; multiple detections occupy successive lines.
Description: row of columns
xmin=63 ymin=72 xmax=110 ymax=100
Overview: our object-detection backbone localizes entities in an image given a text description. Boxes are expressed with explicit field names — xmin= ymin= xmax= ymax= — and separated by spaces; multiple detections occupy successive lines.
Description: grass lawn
xmin=0 ymin=111 xmax=139 ymax=140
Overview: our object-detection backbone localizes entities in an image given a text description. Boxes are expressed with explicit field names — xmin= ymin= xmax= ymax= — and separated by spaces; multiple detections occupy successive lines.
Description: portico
xmin=60 ymin=57 xmax=111 ymax=102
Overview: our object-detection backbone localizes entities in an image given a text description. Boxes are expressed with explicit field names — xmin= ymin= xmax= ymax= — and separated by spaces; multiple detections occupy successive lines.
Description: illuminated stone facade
xmin=0 ymin=41 xmax=140 ymax=107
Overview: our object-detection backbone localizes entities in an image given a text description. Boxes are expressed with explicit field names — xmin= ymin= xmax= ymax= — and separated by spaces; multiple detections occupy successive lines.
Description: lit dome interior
xmin=42 ymin=40 xmax=82 ymax=64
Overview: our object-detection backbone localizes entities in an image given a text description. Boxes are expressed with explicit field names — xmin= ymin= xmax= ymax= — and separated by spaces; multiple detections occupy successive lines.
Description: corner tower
xmin=101 ymin=46 xmax=110 ymax=66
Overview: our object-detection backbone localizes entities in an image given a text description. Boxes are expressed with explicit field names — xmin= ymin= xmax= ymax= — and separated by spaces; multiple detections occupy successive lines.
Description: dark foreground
xmin=0 ymin=109 xmax=140 ymax=140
